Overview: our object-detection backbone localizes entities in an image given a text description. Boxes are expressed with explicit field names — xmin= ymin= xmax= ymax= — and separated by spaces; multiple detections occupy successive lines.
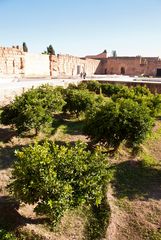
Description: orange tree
xmin=84 ymin=98 xmax=154 ymax=151
xmin=1 ymin=85 xmax=65 ymax=135
xmin=9 ymin=141 xmax=110 ymax=226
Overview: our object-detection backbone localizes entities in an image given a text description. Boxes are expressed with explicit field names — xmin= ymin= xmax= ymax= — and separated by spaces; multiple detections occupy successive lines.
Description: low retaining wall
xmin=85 ymin=80 xmax=161 ymax=94
xmin=0 ymin=79 xmax=81 ymax=106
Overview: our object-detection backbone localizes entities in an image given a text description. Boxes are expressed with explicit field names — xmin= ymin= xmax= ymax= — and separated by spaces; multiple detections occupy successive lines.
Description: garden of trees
xmin=0 ymin=81 xmax=161 ymax=239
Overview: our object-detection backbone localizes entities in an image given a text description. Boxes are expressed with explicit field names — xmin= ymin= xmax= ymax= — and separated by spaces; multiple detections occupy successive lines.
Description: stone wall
xmin=0 ymin=47 xmax=106 ymax=79
xmin=105 ymin=57 xmax=161 ymax=76
xmin=24 ymin=53 xmax=50 ymax=78
xmin=85 ymin=51 xmax=107 ymax=59
xmin=0 ymin=46 xmax=50 ymax=78
xmin=1 ymin=46 xmax=161 ymax=79
xmin=50 ymin=54 xmax=102 ymax=78
xmin=90 ymin=79 xmax=161 ymax=94
xmin=0 ymin=46 xmax=24 ymax=77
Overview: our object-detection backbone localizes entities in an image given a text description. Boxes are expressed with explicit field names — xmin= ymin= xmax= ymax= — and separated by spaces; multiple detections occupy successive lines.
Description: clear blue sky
xmin=0 ymin=0 xmax=161 ymax=57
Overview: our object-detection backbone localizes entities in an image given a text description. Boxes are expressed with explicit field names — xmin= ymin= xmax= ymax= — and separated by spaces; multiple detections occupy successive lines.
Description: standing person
xmin=83 ymin=72 xmax=86 ymax=79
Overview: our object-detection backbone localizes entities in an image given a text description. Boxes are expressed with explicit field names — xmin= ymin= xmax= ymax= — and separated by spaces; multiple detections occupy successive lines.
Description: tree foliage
xmin=111 ymin=85 xmax=161 ymax=117
xmin=85 ymin=81 xmax=101 ymax=94
xmin=84 ymin=98 xmax=154 ymax=150
xmin=47 ymin=45 xmax=55 ymax=55
xmin=62 ymin=89 xmax=97 ymax=117
xmin=22 ymin=42 xmax=28 ymax=52
xmin=0 ymin=229 xmax=16 ymax=240
xmin=9 ymin=141 xmax=110 ymax=226
xmin=1 ymin=85 xmax=65 ymax=135
xmin=101 ymin=83 xmax=128 ymax=97
xmin=111 ymin=50 xmax=117 ymax=57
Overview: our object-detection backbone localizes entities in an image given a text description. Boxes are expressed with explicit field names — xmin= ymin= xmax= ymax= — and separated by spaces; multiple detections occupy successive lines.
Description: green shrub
xmin=66 ymin=83 xmax=78 ymax=90
xmin=1 ymin=85 xmax=65 ymax=135
xmin=0 ymin=229 xmax=16 ymax=240
xmin=63 ymin=89 xmax=96 ymax=117
xmin=9 ymin=141 xmax=110 ymax=226
xmin=111 ymin=86 xmax=161 ymax=117
xmin=84 ymin=98 xmax=154 ymax=150
xmin=101 ymin=83 xmax=127 ymax=97
xmin=77 ymin=82 xmax=88 ymax=90
xmin=133 ymin=85 xmax=151 ymax=96
xmin=86 ymin=81 xmax=101 ymax=94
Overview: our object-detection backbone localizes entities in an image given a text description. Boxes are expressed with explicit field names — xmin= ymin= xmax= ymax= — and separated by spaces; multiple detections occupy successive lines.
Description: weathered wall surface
xmin=50 ymin=54 xmax=102 ymax=78
xmin=84 ymin=58 xmax=102 ymax=75
xmin=1 ymin=46 xmax=161 ymax=79
xmin=24 ymin=53 xmax=50 ymax=78
xmin=0 ymin=46 xmax=24 ymax=77
xmin=106 ymin=57 xmax=161 ymax=76
xmin=0 ymin=47 xmax=50 ymax=78
xmin=85 ymin=51 xmax=107 ymax=59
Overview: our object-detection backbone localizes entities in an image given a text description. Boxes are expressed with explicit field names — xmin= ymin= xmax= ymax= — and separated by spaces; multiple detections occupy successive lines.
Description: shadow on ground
xmin=0 ymin=127 xmax=17 ymax=143
xmin=85 ymin=197 xmax=111 ymax=240
xmin=0 ymin=196 xmax=47 ymax=231
xmin=52 ymin=113 xmax=84 ymax=136
xmin=0 ymin=144 xmax=26 ymax=170
xmin=113 ymin=160 xmax=161 ymax=200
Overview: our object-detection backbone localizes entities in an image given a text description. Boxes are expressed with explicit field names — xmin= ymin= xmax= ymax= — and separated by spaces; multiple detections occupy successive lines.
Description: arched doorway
xmin=121 ymin=67 xmax=125 ymax=75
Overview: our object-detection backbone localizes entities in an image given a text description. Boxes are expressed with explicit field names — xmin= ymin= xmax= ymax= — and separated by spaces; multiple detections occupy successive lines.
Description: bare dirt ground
xmin=0 ymin=123 xmax=88 ymax=240
xmin=106 ymin=122 xmax=161 ymax=240
xmin=0 ymin=121 xmax=161 ymax=240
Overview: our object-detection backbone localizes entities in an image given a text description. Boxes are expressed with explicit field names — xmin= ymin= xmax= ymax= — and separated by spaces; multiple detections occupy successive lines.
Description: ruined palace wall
xmin=144 ymin=58 xmax=161 ymax=76
xmin=84 ymin=58 xmax=102 ymax=75
xmin=57 ymin=54 xmax=85 ymax=76
xmin=0 ymin=47 xmax=24 ymax=76
xmin=2 ymin=46 xmax=161 ymax=79
xmin=24 ymin=53 xmax=50 ymax=78
xmin=106 ymin=57 xmax=143 ymax=76
xmin=105 ymin=57 xmax=161 ymax=76
xmin=50 ymin=54 xmax=101 ymax=78
xmin=85 ymin=51 xmax=107 ymax=59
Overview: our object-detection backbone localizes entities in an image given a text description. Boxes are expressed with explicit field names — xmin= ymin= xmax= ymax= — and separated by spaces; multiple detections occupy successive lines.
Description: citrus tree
xmin=1 ymin=85 xmax=65 ymax=135
xmin=111 ymin=86 xmax=161 ymax=117
xmin=63 ymin=89 xmax=96 ymax=117
xmin=9 ymin=141 xmax=110 ymax=226
xmin=84 ymin=98 xmax=154 ymax=150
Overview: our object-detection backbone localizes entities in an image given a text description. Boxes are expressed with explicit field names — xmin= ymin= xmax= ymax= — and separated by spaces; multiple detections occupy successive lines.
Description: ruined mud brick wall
xmin=144 ymin=58 xmax=161 ymax=76
xmin=85 ymin=51 xmax=107 ymax=60
xmin=105 ymin=57 xmax=161 ymax=76
xmin=1 ymin=45 xmax=161 ymax=79
xmin=83 ymin=58 xmax=102 ymax=75
xmin=24 ymin=53 xmax=50 ymax=78
xmin=50 ymin=54 xmax=101 ymax=78
xmin=106 ymin=57 xmax=144 ymax=76
xmin=0 ymin=46 xmax=24 ymax=76
xmin=84 ymin=51 xmax=108 ymax=75
xmin=0 ymin=46 xmax=50 ymax=78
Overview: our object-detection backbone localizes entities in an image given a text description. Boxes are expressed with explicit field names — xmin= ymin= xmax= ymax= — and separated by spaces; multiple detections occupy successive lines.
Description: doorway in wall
xmin=156 ymin=68 xmax=161 ymax=77
xmin=121 ymin=67 xmax=125 ymax=75
xmin=77 ymin=65 xmax=81 ymax=75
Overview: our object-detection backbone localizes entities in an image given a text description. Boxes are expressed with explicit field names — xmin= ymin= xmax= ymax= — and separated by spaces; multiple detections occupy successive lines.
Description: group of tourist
xmin=80 ymin=72 xmax=87 ymax=79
